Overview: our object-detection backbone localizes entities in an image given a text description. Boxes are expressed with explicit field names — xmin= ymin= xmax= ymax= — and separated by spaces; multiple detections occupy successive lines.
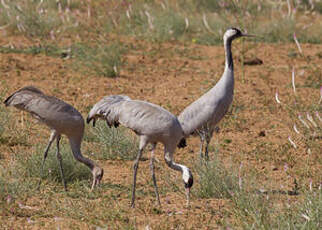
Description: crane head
xmin=182 ymin=167 xmax=193 ymax=206
xmin=224 ymin=27 xmax=256 ymax=41
xmin=91 ymin=166 xmax=104 ymax=190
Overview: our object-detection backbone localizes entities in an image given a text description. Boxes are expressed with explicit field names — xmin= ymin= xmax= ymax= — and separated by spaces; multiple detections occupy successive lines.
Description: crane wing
xmin=4 ymin=86 xmax=44 ymax=109
xmin=4 ymin=86 xmax=82 ymax=125
xmin=88 ymin=96 xmax=178 ymax=136
xmin=115 ymin=100 xmax=177 ymax=136
xmin=178 ymin=101 xmax=214 ymax=136
xmin=4 ymin=86 xmax=49 ymax=120
xmin=178 ymin=92 xmax=232 ymax=136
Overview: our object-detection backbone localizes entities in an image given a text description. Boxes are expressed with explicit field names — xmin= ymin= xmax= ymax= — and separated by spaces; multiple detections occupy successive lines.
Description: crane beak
xmin=90 ymin=167 xmax=104 ymax=191
xmin=185 ymin=187 xmax=190 ymax=207
xmin=242 ymin=33 xmax=256 ymax=37
xmin=91 ymin=178 xmax=97 ymax=191
xmin=91 ymin=174 xmax=102 ymax=191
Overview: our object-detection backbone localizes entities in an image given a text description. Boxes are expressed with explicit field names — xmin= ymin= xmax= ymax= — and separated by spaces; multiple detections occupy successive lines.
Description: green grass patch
xmin=0 ymin=0 xmax=78 ymax=39
xmin=71 ymin=42 xmax=126 ymax=78
xmin=17 ymin=141 xmax=92 ymax=185
xmin=0 ymin=45 xmax=65 ymax=57
xmin=86 ymin=122 xmax=138 ymax=160
xmin=1 ymin=0 xmax=322 ymax=44
xmin=226 ymin=187 xmax=322 ymax=229
xmin=196 ymin=157 xmax=240 ymax=199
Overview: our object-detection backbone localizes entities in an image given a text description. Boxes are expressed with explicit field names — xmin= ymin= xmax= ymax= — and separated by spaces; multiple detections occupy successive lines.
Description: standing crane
xmin=178 ymin=28 xmax=255 ymax=159
xmin=87 ymin=95 xmax=193 ymax=208
xmin=4 ymin=86 xmax=104 ymax=191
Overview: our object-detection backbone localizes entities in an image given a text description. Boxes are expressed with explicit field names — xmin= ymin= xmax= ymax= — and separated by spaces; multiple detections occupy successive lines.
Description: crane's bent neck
xmin=224 ymin=38 xmax=233 ymax=71
xmin=69 ymin=138 xmax=95 ymax=171
xmin=164 ymin=149 xmax=190 ymax=179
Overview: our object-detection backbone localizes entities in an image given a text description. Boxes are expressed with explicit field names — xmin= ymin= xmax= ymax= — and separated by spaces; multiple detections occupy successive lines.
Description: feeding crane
xmin=87 ymin=95 xmax=193 ymax=207
xmin=4 ymin=86 xmax=104 ymax=190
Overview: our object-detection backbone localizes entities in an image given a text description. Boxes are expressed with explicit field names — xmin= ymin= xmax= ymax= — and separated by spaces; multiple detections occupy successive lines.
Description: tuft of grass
xmin=227 ymin=188 xmax=274 ymax=229
xmin=87 ymin=122 xmax=138 ymax=160
xmin=274 ymin=67 xmax=321 ymax=180
xmin=255 ymin=18 xmax=296 ymax=43
xmin=149 ymin=8 xmax=187 ymax=42
xmin=71 ymin=42 xmax=125 ymax=78
xmin=293 ymin=189 xmax=322 ymax=229
xmin=0 ymin=45 xmax=65 ymax=58
xmin=0 ymin=162 xmax=36 ymax=203
xmin=225 ymin=186 xmax=322 ymax=229
xmin=196 ymin=157 xmax=240 ymax=199
xmin=0 ymin=91 xmax=31 ymax=147
xmin=17 ymin=141 xmax=92 ymax=185
xmin=0 ymin=0 xmax=72 ymax=39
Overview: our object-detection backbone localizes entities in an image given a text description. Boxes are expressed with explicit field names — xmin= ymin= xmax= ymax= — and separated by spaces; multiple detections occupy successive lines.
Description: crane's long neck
xmin=224 ymin=38 xmax=233 ymax=71
xmin=164 ymin=148 xmax=190 ymax=181
xmin=208 ymin=37 xmax=234 ymax=95
xmin=69 ymin=138 xmax=95 ymax=171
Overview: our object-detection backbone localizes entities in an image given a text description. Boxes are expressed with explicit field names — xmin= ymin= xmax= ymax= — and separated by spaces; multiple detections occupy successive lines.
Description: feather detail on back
xmin=4 ymin=86 xmax=83 ymax=132
xmin=115 ymin=100 xmax=178 ymax=136
xmin=4 ymin=86 xmax=44 ymax=108
xmin=178 ymin=69 xmax=234 ymax=137
xmin=87 ymin=95 xmax=182 ymax=141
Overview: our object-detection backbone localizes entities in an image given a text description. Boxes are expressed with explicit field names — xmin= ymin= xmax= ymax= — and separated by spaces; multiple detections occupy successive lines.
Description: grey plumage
xmin=4 ymin=86 xmax=103 ymax=190
xmin=87 ymin=95 xmax=193 ymax=207
xmin=178 ymin=28 xmax=255 ymax=159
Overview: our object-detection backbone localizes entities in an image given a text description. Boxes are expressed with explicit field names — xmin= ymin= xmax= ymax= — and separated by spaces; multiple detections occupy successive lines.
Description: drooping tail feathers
xmin=87 ymin=95 xmax=131 ymax=127
xmin=177 ymin=138 xmax=187 ymax=148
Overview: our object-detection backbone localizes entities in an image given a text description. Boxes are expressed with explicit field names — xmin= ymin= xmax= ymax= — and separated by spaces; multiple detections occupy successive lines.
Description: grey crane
xmin=178 ymin=28 xmax=255 ymax=159
xmin=87 ymin=95 xmax=193 ymax=208
xmin=4 ymin=86 xmax=104 ymax=191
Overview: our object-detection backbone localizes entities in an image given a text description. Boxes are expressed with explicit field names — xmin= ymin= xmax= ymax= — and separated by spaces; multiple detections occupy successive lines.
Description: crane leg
xmin=204 ymin=143 xmax=209 ymax=160
xmin=56 ymin=135 xmax=67 ymax=191
xmin=37 ymin=131 xmax=57 ymax=190
xmin=149 ymin=144 xmax=161 ymax=206
xmin=131 ymin=148 xmax=143 ymax=208
xmin=199 ymin=134 xmax=205 ymax=158
xmin=131 ymin=138 xmax=148 ymax=208
xmin=204 ymin=132 xmax=212 ymax=161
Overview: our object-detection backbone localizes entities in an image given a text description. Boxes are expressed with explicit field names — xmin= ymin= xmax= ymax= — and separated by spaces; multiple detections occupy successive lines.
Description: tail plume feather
xmin=3 ymin=95 xmax=13 ymax=106
xmin=87 ymin=95 xmax=131 ymax=127
xmin=177 ymin=138 xmax=187 ymax=148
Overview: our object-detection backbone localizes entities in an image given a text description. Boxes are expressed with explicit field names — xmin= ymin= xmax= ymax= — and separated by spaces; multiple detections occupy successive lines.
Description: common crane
xmin=87 ymin=95 xmax=193 ymax=208
xmin=4 ymin=86 xmax=104 ymax=191
xmin=178 ymin=28 xmax=255 ymax=159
